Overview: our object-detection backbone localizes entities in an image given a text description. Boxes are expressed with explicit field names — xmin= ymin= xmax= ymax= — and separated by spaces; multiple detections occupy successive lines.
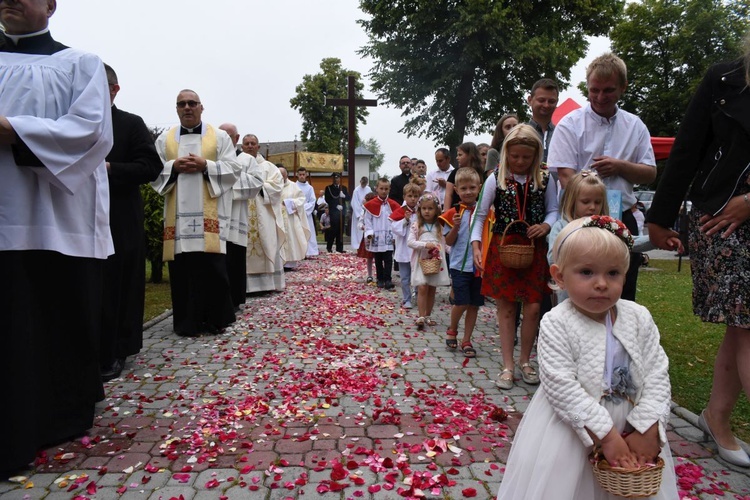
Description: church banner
xmin=268 ymin=151 xmax=344 ymax=173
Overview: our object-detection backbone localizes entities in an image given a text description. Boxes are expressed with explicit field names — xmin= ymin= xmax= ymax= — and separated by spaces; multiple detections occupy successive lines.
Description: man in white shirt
xmin=426 ymin=148 xmax=454 ymax=208
xmin=547 ymin=52 xmax=656 ymax=301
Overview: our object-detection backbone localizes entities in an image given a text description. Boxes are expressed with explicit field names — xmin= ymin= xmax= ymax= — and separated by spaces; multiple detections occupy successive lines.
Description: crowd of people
xmin=2 ymin=2 xmax=749 ymax=496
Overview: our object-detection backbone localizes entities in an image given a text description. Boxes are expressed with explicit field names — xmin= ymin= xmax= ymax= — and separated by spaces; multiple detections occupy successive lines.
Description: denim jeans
xmin=398 ymin=261 xmax=412 ymax=303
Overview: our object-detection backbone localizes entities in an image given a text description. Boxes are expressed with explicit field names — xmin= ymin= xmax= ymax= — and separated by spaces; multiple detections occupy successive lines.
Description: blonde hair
xmin=409 ymin=176 xmax=427 ymax=193
xmin=586 ymin=52 xmax=628 ymax=89
xmin=552 ymin=217 xmax=630 ymax=275
xmin=496 ymin=124 xmax=544 ymax=191
xmin=403 ymin=182 xmax=422 ymax=197
xmin=415 ymin=193 xmax=442 ymax=230
xmin=454 ymin=166 xmax=482 ymax=187
xmin=559 ymin=171 xmax=609 ymax=221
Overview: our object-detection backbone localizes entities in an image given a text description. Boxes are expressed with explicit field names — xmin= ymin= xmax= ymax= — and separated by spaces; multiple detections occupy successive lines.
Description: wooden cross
xmin=325 ymin=75 xmax=377 ymax=190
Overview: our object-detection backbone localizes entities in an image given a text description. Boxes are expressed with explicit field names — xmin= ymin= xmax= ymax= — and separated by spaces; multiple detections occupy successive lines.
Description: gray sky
xmin=51 ymin=1 xmax=608 ymax=178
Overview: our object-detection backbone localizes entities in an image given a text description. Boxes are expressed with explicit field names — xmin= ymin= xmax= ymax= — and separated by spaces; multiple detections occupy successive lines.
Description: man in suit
xmin=101 ymin=64 xmax=163 ymax=380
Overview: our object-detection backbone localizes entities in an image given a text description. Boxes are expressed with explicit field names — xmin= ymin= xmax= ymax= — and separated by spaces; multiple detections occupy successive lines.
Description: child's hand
xmin=624 ymin=424 xmax=661 ymax=465
xmin=452 ymin=213 xmax=462 ymax=226
xmin=600 ymin=428 xmax=638 ymax=469
xmin=425 ymin=242 xmax=437 ymax=250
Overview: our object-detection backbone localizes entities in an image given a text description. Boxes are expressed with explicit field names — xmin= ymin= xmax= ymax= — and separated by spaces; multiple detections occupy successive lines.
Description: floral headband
xmin=417 ymin=193 xmax=439 ymax=208
xmin=558 ymin=215 xmax=634 ymax=253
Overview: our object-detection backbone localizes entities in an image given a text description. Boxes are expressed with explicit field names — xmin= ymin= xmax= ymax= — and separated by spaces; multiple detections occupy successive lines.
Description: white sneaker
xmin=402 ymin=301 xmax=412 ymax=309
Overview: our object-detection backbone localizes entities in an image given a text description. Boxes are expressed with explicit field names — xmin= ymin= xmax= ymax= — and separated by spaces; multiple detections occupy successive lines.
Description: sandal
xmin=445 ymin=329 xmax=458 ymax=349
xmin=496 ymin=368 xmax=514 ymax=390
xmin=520 ymin=362 xmax=540 ymax=385
xmin=425 ymin=316 xmax=436 ymax=326
xmin=416 ymin=317 xmax=425 ymax=330
xmin=461 ymin=341 xmax=476 ymax=358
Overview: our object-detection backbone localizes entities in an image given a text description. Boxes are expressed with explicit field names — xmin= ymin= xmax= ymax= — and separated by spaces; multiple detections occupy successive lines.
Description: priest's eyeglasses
xmin=176 ymin=100 xmax=201 ymax=108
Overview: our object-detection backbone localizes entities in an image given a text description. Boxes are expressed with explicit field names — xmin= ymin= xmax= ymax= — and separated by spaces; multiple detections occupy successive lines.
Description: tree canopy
xmin=290 ymin=58 xmax=369 ymax=156
xmin=358 ymin=0 xmax=623 ymax=149
xmin=610 ymin=0 xmax=750 ymax=137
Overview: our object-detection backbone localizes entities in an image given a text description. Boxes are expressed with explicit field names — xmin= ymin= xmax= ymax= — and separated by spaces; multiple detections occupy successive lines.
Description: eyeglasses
xmin=176 ymin=100 xmax=201 ymax=108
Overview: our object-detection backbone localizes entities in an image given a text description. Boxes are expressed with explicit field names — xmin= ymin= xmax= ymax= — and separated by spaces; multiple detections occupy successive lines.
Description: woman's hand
xmin=526 ymin=222 xmax=550 ymax=239
xmin=647 ymin=223 xmax=683 ymax=252
xmin=472 ymin=241 xmax=484 ymax=272
xmin=699 ymin=193 xmax=750 ymax=239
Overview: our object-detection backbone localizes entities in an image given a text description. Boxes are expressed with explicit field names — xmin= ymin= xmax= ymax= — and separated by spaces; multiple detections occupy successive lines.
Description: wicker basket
xmin=419 ymin=258 xmax=441 ymax=275
xmin=497 ymin=220 xmax=534 ymax=269
xmin=590 ymin=451 xmax=664 ymax=498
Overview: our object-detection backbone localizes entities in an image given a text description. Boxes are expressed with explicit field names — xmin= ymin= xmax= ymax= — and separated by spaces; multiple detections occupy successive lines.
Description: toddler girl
xmin=471 ymin=124 xmax=558 ymax=389
xmin=408 ymin=193 xmax=450 ymax=329
xmin=497 ymin=215 xmax=678 ymax=499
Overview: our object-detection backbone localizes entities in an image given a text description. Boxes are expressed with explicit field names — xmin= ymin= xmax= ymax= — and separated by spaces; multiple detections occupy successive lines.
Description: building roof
xmin=354 ymin=146 xmax=374 ymax=156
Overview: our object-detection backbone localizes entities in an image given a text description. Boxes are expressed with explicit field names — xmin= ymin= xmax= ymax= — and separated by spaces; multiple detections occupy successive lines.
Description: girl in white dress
xmin=497 ymin=215 xmax=678 ymax=499
xmin=408 ymin=193 xmax=450 ymax=329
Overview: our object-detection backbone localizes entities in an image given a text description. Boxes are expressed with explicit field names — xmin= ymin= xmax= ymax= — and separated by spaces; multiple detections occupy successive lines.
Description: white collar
xmin=4 ymin=27 xmax=50 ymax=43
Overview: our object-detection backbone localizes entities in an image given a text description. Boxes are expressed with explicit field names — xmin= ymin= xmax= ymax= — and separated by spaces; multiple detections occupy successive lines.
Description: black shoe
xmin=377 ymin=281 xmax=385 ymax=288
xmin=384 ymin=281 xmax=395 ymax=290
xmin=101 ymin=358 xmax=125 ymax=382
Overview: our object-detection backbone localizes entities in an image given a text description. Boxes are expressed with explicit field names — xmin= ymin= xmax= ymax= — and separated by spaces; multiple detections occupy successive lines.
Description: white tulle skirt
xmin=497 ymin=387 xmax=679 ymax=499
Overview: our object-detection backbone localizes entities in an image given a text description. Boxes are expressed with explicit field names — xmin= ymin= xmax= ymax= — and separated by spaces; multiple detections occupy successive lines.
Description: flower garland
xmin=581 ymin=215 xmax=634 ymax=250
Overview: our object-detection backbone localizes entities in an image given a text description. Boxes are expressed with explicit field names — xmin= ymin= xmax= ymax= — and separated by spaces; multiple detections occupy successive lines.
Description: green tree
xmin=360 ymin=137 xmax=385 ymax=176
xmin=143 ymin=126 xmax=166 ymax=283
xmin=290 ymin=58 xmax=370 ymax=157
xmin=358 ymin=0 xmax=622 ymax=150
xmin=610 ymin=0 xmax=750 ymax=137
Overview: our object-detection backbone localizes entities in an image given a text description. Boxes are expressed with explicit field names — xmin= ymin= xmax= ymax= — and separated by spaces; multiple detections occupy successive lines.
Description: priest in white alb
xmin=152 ymin=90 xmax=239 ymax=337
xmin=0 ymin=0 xmax=113 ymax=476
xmin=242 ymin=133 xmax=286 ymax=292
xmin=218 ymin=123 xmax=263 ymax=310
xmin=279 ymin=166 xmax=311 ymax=270
xmin=295 ymin=166 xmax=319 ymax=257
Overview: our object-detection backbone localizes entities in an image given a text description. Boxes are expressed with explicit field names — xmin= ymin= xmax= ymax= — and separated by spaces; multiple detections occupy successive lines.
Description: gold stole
xmin=162 ymin=125 xmax=220 ymax=261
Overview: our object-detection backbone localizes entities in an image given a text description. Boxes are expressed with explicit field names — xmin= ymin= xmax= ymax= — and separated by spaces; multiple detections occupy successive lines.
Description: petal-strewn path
xmin=2 ymin=253 xmax=750 ymax=499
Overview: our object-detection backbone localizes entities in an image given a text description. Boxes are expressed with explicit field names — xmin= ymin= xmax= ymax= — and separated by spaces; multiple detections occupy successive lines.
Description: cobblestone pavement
xmin=1 ymin=252 xmax=749 ymax=500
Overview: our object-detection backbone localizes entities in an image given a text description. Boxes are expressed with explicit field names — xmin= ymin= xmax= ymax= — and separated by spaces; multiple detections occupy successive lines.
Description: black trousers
xmin=168 ymin=252 xmax=235 ymax=336
xmin=0 ymin=250 xmax=104 ymax=475
xmin=225 ymin=242 xmax=247 ymax=308
xmin=374 ymin=250 xmax=393 ymax=284
xmin=329 ymin=210 xmax=344 ymax=252
xmin=620 ymin=208 xmax=642 ymax=302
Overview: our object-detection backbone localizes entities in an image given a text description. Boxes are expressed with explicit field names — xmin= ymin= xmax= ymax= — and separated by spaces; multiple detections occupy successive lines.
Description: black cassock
xmin=102 ymin=105 xmax=162 ymax=367
xmin=0 ymin=31 xmax=105 ymax=476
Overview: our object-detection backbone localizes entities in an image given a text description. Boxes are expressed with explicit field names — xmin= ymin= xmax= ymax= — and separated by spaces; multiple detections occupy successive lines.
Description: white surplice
xmin=296 ymin=180 xmax=319 ymax=256
xmin=0 ymin=47 xmax=114 ymax=258
xmin=227 ymin=152 xmax=263 ymax=247
xmin=151 ymin=126 xmax=240 ymax=255
xmin=246 ymin=154 xmax=286 ymax=292
xmin=281 ymin=179 xmax=311 ymax=267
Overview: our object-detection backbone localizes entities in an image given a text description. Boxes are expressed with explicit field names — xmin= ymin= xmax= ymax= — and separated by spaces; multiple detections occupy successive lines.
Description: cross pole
xmin=325 ymin=75 xmax=377 ymax=191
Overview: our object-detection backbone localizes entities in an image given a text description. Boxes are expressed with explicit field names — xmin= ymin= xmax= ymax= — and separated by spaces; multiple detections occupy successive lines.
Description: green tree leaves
xmin=611 ymin=0 xmax=750 ymax=137
xmin=289 ymin=58 xmax=369 ymax=155
xmin=357 ymin=0 xmax=623 ymax=148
